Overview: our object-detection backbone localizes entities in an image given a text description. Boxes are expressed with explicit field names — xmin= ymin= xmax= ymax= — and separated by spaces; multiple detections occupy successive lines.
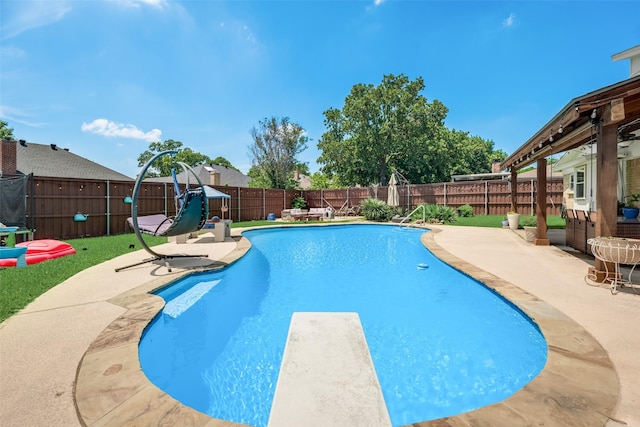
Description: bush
xmin=457 ymin=204 xmax=474 ymax=217
xmin=391 ymin=206 xmax=411 ymax=217
xmin=412 ymin=203 xmax=457 ymax=224
xmin=291 ymin=196 xmax=307 ymax=209
xmin=521 ymin=216 xmax=537 ymax=227
xmin=360 ymin=198 xmax=394 ymax=222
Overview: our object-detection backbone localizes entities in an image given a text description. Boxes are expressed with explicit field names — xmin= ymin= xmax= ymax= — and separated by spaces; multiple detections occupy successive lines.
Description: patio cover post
xmin=510 ymin=167 xmax=518 ymax=212
xmin=535 ymin=158 xmax=549 ymax=245
xmin=593 ymin=122 xmax=619 ymax=276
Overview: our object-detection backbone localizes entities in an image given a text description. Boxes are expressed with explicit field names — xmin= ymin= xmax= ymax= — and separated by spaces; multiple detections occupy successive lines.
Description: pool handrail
xmin=399 ymin=204 xmax=426 ymax=225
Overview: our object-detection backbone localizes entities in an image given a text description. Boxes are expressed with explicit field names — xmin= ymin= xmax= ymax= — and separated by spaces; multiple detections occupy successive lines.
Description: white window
xmin=569 ymin=174 xmax=575 ymax=191
xmin=575 ymin=168 xmax=585 ymax=199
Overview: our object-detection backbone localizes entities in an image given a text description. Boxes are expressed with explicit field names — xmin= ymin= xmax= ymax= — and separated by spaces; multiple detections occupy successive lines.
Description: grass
xmin=0 ymin=233 xmax=166 ymax=323
xmin=453 ymin=215 xmax=566 ymax=229
xmin=0 ymin=215 xmax=563 ymax=323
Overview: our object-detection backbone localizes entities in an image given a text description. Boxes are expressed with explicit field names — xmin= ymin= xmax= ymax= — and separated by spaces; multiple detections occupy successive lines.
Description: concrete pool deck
xmin=0 ymin=225 xmax=638 ymax=426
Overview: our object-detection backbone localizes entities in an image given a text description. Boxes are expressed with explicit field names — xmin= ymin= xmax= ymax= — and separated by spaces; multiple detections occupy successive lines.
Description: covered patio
xmin=501 ymin=73 xmax=640 ymax=281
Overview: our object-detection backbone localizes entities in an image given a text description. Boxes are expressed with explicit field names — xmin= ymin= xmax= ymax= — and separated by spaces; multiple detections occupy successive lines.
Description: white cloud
xmin=0 ymin=105 xmax=47 ymax=127
xmin=0 ymin=45 xmax=26 ymax=59
xmin=503 ymin=13 xmax=516 ymax=28
xmin=117 ymin=0 xmax=168 ymax=9
xmin=81 ymin=119 xmax=162 ymax=142
xmin=0 ymin=0 xmax=72 ymax=41
xmin=374 ymin=0 xmax=385 ymax=6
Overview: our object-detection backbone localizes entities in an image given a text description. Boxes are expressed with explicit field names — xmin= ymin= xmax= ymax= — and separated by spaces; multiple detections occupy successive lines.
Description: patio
xmin=0 ymin=226 xmax=638 ymax=426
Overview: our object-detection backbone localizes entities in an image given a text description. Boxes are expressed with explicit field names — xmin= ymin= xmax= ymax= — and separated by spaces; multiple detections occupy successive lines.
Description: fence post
xmin=237 ymin=187 xmax=241 ymax=222
xmin=485 ymin=181 xmax=488 ymax=215
xmin=163 ymin=183 xmax=168 ymax=216
xmin=443 ymin=182 xmax=447 ymax=206
xmin=106 ymin=180 xmax=110 ymax=236
xmin=530 ymin=179 xmax=535 ymax=216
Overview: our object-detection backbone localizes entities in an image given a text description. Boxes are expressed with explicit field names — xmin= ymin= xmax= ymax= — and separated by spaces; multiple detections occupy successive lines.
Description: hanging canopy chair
xmin=116 ymin=150 xmax=209 ymax=272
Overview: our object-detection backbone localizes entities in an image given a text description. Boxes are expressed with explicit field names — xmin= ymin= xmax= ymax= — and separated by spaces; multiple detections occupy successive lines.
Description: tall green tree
xmin=137 ymin=139 xmax=213 ymax=177
xmin=0 ymin=120 xmax=15 ymax=140
xmin=317 ymin=74 xmax=449 ymax=186
xmin=246 ymin=165 xmax=272 ymax=188
xmin=248 ymin=117 xmax=308 ymax=189
xmin=447 ymin=130 xmax=505 ymax=176
xmin=309 ymin=171 xmax=343 ymax=190
xmin=211 ymin=156 xmax=240 ymax=171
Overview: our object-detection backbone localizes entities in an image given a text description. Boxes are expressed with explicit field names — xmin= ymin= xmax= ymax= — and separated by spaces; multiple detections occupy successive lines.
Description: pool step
xmin=267 ymin=312 xmax=391 ymax=427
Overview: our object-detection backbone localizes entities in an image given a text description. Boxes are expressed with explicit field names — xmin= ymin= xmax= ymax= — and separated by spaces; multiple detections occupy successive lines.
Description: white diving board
xmin=268 ymin=312 xmax=392 ymax=427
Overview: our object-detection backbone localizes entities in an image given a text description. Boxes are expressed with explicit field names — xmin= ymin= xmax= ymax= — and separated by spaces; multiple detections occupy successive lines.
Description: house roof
xmin=16 ymin=141 xmax=133 ymax=181
xmin=502 ymin=74 xmax=640 ymax=171
xmin=517 ymin=165 xmax=563 ymax=179
xmin=450 ymin=172 xmax=509 ymax=182
xmin=144 ymin=164 xmax=251 ymax=187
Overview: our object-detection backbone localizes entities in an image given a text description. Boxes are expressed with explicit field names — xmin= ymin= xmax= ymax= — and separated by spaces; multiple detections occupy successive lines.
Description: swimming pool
xmin=139 ymin=224 xmax=547 ymax=426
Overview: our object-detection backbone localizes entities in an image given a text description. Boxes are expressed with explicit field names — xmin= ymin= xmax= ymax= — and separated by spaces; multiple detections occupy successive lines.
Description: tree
xmin=248 ymin=117 xmax=308 ymax=189
xmin=211 ymin=156 xmax=240 ymax=172
xmin=137 ymin=139 xmax=214 ymax=177
xmin=294 ymin=162 xmax=310 ymax=176
xmin=317 ymin=74 xmax=449 ymax=186
xmin=247 ymin=165 xmax=273 ymax=188
xmin=0 ymin=120 xmax=15 ymax=140
xmin=309 ymin=171 xmax=342 ymax=190
xmin=447 ymin=130 xmax=505 ymax=176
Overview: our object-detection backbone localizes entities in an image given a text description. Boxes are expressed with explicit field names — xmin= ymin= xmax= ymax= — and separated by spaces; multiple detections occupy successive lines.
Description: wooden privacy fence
xmin=22 ymin=177 xmax=303 ymax=240
xmin=13 ymin=176 xmax=562 ymax=240
xmin=307 ymin=178 xmax=563 ymax=217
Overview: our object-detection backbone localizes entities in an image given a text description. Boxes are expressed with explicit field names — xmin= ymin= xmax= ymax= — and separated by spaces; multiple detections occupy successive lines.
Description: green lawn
xmin=0 ymin=233 xmax=166 ymax=323
xmin=453 ymin=215 xmax=566 ymax=229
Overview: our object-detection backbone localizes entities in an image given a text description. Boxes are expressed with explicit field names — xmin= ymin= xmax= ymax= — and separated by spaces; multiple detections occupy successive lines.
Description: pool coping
xmin=74 ymin=224 xmax=620 ymax=426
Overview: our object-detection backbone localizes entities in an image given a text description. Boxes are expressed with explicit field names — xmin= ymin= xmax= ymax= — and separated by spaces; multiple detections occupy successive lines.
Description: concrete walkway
xmin=1 ymin=226 xmax=639 ymax=426
xmin=0 ymin=233 xmax=240 ymax=427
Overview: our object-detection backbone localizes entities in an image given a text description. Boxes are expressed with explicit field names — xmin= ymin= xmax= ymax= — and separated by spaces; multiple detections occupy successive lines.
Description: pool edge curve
xmin=73 ymin=224 xmax=620 ymax=427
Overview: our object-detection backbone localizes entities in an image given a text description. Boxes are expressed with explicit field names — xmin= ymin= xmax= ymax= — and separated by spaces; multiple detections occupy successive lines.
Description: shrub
xmin=521 ymin=216 xmax=537 ymax=227
xmin=435 ymin=205 xmax=457 ymax=223
xmin=391 ymin=206 xmax=410 ymax=217
xmin=457 ymin=204 xmax=474 ymax=217
xmin=291 ymin=196 xmax=307 ymax=209
xmin=412 ymin=203 xmax=457 ymax=224
xmin=360 ymin=198 xmax=394 ymax=222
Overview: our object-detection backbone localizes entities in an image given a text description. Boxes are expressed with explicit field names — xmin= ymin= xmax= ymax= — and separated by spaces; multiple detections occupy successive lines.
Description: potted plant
xmin=521 ymin=216 xmax=537 ymax=242
xmin=507 ymin=211 xmax=520 ymax=230
xmin=501 ymin=217 xmax=509 ymax=227
xmin=622 ymin=193 xmax=640 ymax=220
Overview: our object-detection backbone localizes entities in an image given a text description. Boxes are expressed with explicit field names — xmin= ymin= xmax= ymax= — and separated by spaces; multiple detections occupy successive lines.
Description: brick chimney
xmin=491 ymin=159 xmax=502 ymax=174
xmin=0 ymin=139 xmax=18 ymax=176
xmin=209 ymin=168 xmax=220 ymax=186
xmin=294 ymin=170 xmax=300 ymax=180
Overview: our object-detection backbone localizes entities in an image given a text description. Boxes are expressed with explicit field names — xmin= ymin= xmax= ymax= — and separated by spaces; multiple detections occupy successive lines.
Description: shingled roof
xmin=14 ymin=141 xmax=133 ymax=181
xmin=144 ymin=164 xmax=250 ymax=187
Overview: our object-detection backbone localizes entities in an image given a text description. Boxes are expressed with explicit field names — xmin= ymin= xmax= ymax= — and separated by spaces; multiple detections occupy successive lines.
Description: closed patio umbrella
xmin=387 ymin=173 xmax=399 ymax=207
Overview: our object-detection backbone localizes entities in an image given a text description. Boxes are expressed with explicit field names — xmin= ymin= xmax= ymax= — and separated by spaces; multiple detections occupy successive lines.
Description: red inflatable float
xmin=0 ymin=240 xmax=76 ymax=267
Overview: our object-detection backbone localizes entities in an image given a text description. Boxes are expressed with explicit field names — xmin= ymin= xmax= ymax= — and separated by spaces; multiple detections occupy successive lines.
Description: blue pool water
xmin=139 ymin=224 xmax=547 ymax=426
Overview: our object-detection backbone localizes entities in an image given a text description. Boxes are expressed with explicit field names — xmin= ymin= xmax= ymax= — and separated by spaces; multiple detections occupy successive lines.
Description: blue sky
xmin=1 ymin=0 xmax=638 ymax=179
